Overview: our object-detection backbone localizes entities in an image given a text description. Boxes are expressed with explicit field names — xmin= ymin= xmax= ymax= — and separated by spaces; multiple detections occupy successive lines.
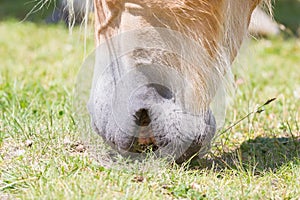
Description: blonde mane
xmin=73 ymin=0 xmax=272 ymax=116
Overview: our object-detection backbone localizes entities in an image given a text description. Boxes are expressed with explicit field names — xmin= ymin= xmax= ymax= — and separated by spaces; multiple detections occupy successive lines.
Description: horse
xmin=86 ymin=0 xmax=272 ymax=163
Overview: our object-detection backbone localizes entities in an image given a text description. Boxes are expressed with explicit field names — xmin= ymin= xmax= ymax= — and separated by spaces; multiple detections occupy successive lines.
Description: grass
xmin=1 ymin=3 xmax=300 ymax=200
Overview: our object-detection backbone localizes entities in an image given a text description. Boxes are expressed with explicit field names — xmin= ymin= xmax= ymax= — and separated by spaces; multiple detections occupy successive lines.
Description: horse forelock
xmin=91 ymin=0 xmax=272 ymax=57
xmin=89 ymin=0 xmax=271 ymax=110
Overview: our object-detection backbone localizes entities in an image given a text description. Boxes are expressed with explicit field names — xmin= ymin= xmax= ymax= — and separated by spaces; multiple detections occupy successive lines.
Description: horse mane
xmin=62 ymin=0 xmax=272 ymax=29
xmin=63 ymin=0 xmax=273 ymax=115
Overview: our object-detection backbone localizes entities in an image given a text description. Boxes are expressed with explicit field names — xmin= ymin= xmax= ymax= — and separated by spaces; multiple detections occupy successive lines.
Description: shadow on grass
xmin=0 ymin=0 xmax=56 ymax=23
xmin=274 ymin=0 xmax=300 ymax=36
xmin=192 ymin=137 xmax=300 ymax=173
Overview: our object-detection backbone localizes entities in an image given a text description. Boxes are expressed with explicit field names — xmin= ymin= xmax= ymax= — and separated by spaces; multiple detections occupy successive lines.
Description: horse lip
xmin=133 ymin=126 xmax=158 ymax=152
xmin=137 ymin=126 xmax=156 ymax=145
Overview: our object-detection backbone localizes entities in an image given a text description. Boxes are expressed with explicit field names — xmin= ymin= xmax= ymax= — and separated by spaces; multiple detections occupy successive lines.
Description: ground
xmin=0 ymin=1 xmax=300 ymax=199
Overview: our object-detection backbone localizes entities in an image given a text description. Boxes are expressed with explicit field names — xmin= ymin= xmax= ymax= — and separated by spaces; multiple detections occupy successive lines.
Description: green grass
xmin=1 ymin=8 xmax=300 ymax=200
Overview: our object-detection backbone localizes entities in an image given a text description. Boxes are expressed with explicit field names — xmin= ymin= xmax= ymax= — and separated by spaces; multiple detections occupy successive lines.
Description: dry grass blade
xmin=221 ymin=98 xmax=277 ymax=135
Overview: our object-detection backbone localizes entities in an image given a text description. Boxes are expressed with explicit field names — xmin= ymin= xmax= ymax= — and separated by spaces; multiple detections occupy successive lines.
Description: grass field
xmin=1 ymin=1 xmax=300 ymax=199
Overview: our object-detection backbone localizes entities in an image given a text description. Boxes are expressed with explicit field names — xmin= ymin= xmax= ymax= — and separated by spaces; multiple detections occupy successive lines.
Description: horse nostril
xmin=134 ymin=109 xmax=151 ymax=126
